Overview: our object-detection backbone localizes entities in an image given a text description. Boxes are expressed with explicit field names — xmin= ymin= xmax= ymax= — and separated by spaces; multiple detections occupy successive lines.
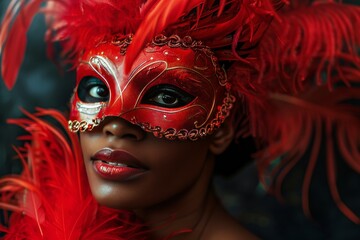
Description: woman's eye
xmin=77 ymin=77 xmax=109 ymax=103
xmin=141 ymin=84 xmax=194 ymax=108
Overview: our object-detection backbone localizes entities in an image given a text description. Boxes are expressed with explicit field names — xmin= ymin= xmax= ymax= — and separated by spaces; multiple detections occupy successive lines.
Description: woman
xmin=73 ymin=34 xmax=257 ymax=239
xmin=0 ymin=0 xmax=359 ymax=239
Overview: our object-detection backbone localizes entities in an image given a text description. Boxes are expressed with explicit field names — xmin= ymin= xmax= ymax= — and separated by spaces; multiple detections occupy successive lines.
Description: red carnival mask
xmin=68 ymin=35 xmax=235 ymax=140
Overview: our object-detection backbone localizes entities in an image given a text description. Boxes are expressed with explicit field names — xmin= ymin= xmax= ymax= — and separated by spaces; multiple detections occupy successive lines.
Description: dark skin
xmin=80 ymin=117 xmax=259 ymax=239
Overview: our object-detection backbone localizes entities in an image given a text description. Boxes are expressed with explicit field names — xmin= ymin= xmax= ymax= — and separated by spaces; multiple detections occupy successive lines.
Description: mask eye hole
xmin=77 ymin=77 xmax=109 ymax=103
xmin=141 ymin=84 xmax=195 ymax=108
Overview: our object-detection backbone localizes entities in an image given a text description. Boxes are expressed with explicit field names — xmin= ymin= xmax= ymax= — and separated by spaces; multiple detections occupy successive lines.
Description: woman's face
xmin=80 ymin=118 xmax=213 ymax=209
xmin=75 ymin=35 xmax=234 ymax=209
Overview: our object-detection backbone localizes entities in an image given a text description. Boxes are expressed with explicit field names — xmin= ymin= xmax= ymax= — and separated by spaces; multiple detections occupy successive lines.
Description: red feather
xmin=254 ymin=2 xmax=360 ymax=92
xmin=0 ymin=109 xmax=149 ymax=239
xmin=124 ymin=0 xmax=204 ymax=73
xmin=46 ymin=0 xmax=145 ymax=59
xmin=0 ymin=0 xmax=44 ymax=89
xmin=229 ymin=1 xmax=360 ymax=223
xmin=125 ymin=0 xmax=285 ymax=73
xmin=1 ymin=0 xmax=146 ymax=88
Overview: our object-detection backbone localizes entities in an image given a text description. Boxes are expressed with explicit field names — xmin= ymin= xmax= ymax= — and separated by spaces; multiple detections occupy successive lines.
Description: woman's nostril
xmin=105 ymin=130 xmax=114 ymax=137
xmin=122 ymin=134 xmax=139 ymax=140
xmin=104 ymin=131 xmax=136 ymax=139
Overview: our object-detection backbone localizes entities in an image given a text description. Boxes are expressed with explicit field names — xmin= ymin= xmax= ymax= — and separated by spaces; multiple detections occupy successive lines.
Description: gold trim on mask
xmin=68 ymin=117 xmax=104 ymax=132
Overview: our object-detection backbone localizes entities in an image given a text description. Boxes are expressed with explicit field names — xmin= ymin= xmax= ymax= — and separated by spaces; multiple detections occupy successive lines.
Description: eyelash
xmin=77 ymin=77 xmax=109 ymax=103
xmin=141 ymin=84 xmax=194 ymax=108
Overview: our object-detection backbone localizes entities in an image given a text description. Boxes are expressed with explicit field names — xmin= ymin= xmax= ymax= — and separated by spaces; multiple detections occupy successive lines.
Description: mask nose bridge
xmin=89 ymin=54 xmax=127 ymax=118
xmin=107 ymin=93 xmax=125 ymax=116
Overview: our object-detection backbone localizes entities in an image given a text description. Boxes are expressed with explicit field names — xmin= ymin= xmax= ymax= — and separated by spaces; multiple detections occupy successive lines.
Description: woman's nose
xmin=101 ymin=117 xmax=145 ymax=141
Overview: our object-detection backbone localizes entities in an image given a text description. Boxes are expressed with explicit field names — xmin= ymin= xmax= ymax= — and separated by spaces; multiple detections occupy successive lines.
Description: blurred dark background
xmin=1 ymin=1 xmax=359 ymax=239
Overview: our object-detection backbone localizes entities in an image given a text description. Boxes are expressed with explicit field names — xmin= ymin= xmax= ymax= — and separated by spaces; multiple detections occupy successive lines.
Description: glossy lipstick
xmin=91 ymin=148 xmax=147 ymax=181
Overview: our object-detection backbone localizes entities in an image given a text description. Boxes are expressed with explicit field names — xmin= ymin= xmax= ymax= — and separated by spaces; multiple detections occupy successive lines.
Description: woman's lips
xmin=91 ymin=148 xmax=148 ymax=181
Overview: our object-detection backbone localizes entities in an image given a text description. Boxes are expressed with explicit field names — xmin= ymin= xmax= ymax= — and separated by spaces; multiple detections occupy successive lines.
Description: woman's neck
xmin=134 ymin=157 xmax=217 ymax=240
xmin=138 ymin=190 xmax=220 ymax=240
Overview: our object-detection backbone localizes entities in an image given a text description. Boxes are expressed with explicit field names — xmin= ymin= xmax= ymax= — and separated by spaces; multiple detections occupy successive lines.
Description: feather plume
xmin=255 ymin=1 xmax=360 ymax=92
xmin=0 ymin=0 xmax=146 ymax=89
xmin=230 ymin=1 xmax=360 ymax=223
xmin=0 ymin=0 xmax=44 ymax=89
xmin=125 ymin=0 xmax=285 ymax=72
xmin=124 ymin=0 xmax=204 ymax=73
xmin=44 ymin=0 xmax=146 ymax=62
xmin=0 ymin=108 xmax=148 ymax=239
